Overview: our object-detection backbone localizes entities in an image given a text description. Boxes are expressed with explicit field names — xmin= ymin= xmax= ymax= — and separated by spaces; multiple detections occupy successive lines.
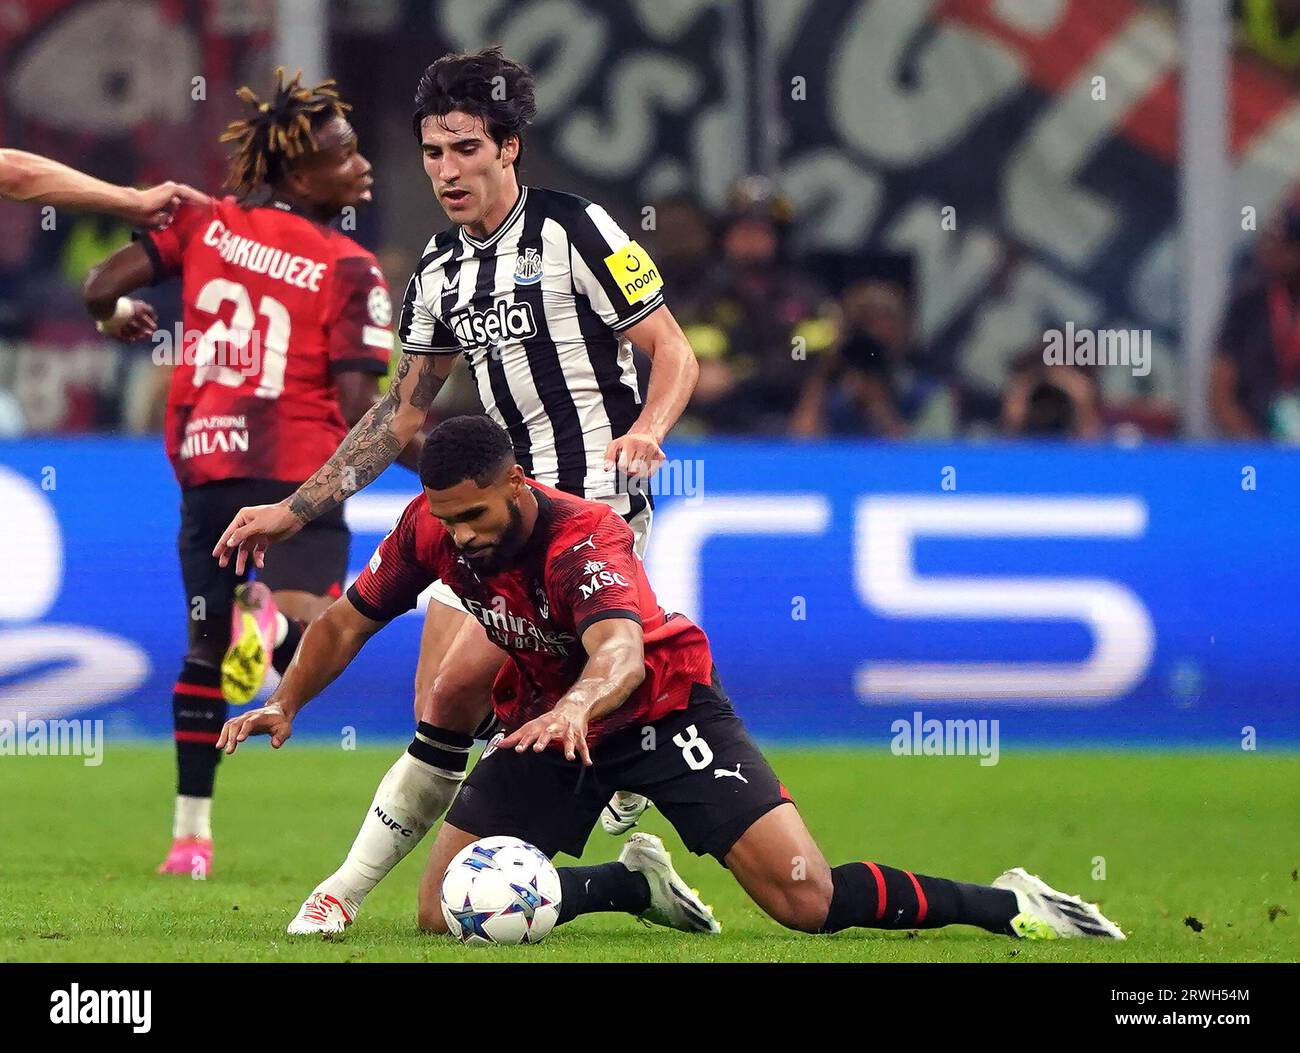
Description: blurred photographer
xmin=681 ymin=178 xmax=837 ymax=434
xmin=1000 ymin=347 xmax=1103 ymax=439
xmin=791 ymin=278 xmax=952 ymax=438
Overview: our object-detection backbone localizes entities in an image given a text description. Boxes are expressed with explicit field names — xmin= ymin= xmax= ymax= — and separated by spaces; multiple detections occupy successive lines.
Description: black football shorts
xmin=177 ymin=478 xmax=349 ymax=648
xmin=446 ymin=667 xmax=793 ymax=863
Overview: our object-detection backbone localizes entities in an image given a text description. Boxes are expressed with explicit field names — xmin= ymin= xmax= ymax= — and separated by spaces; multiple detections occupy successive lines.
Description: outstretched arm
xmin=288 ymin=350 xmax=453 ymax=522
xmin=216 ymin=597 xmax=386 ymax=753
xmin=335 ymin=371 xmax=431 ymax=468
xmin=0 ymin=148 xmax=208 ymax=227
xmin=213 ymin=350 xmax=457 ymax=572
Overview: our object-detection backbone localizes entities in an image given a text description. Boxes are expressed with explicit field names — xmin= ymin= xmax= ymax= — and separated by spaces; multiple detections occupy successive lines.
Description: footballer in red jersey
xmin=219 ymin=416 xmax=1127 ymax=944
xmin=147 ymin=192 xmax=393 ymax=489
xmin=347 ymin=478 xmax=714 ymax=745
xmin=82 ymin=70 xmax=396 ymax=875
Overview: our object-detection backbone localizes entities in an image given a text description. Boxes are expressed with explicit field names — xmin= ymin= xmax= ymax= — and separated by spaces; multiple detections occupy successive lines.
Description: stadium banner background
xmin=10 ymin=2 xmax=1300 ymax=436
xmin=1 ymin=437 xmax=1296 ymax=747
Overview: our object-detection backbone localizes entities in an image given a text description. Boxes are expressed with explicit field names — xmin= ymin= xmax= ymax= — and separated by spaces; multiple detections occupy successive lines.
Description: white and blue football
xmin=440 ymin=835 xmax=562 ymax=945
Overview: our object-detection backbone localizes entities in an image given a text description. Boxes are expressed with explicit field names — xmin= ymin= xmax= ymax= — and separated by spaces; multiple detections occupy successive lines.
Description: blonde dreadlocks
xmin=219 ymin=67 xmax=352 ymax=195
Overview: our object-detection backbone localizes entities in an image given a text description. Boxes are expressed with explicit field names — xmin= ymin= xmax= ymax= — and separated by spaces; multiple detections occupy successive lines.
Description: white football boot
xmin=993 ymin=867 xmax=1126 ymax=940
xmin=287 ymin=889 xmax=359 ymax=935
xmin=600 ymin=790 xmax=651 ymax=835
xmin=619 ymin=833 xmax=721 ymax=935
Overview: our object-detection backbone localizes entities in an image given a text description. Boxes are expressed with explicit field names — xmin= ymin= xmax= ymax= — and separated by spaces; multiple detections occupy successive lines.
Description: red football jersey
xmin=349 ymin=481 xmax=714 ymax=744
xmin=141 ymin=196 xmax=393 ymax=487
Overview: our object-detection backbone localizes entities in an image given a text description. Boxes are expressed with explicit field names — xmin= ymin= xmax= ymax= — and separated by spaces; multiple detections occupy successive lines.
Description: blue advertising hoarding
xmin=0 ymin=438 xmax=1295 ymax=746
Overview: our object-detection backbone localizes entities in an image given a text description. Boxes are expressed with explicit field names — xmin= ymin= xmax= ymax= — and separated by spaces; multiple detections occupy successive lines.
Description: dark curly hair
xmin=410 ymin=46 xmax=536 ymax=166
xmin=219 ymin=67 xmax=351 ymax=194
xmin=419 ymin=415 xmax=516 ymax=491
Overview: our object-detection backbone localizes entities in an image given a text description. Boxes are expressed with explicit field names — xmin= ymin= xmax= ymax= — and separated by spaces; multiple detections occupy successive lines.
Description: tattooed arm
xmin=287 ymin=351 xmax=451 ymax=522
xmin=212 ymin=351 xmax=457 ymax=573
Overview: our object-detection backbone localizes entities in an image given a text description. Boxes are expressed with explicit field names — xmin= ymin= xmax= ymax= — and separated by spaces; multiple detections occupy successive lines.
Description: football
xmin=439 ymin=836 xmax=563 ymax=945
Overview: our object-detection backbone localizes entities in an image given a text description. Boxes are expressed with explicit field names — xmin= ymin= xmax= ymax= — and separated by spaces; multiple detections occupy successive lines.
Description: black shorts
xmin=178 ymin=479 xmax=349 ymax=645
xmin=446 ymin=668 xmax=791 ymax=863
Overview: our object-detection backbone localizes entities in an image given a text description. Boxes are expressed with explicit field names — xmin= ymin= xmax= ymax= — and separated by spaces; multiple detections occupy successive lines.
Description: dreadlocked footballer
xmin=83 ymin=68 xmax=397 ymax=876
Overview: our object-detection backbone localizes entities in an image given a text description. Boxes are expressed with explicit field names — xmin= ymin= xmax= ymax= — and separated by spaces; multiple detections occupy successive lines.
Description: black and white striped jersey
xmin=397 ymin=185 xmax=666 ymax=499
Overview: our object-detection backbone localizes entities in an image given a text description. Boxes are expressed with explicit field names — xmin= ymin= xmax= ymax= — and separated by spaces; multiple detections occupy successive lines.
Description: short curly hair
xmin=419 ymin=415 xmax=516 ymax=491
xmin=410 ymin=45 xmax=536 ymax=166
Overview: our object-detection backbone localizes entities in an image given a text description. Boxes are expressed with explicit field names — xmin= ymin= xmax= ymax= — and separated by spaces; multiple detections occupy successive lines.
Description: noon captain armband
xmin=603 ymin=241 xmax=663 ymax=305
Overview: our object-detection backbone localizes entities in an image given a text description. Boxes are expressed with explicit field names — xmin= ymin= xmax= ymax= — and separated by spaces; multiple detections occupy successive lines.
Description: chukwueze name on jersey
xmin=397 ymin=186 xmax=664 ymax=500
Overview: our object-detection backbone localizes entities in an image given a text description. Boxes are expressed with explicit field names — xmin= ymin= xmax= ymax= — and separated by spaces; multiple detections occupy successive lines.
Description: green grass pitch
xmin=2 ymin=744 xmax=1297 ymax=962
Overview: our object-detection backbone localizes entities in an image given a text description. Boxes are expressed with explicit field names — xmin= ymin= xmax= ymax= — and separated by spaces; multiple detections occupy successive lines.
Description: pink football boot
xmin=157 ymin=836 xmax=213 ymax=877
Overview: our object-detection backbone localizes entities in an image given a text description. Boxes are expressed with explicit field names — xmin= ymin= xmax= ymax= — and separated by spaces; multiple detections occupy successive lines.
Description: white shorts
xmin=426 ymin=491 xmax=653 ymax=612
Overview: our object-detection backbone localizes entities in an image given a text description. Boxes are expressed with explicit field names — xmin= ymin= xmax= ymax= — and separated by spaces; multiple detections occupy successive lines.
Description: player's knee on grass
xmin=417 ymin=903 xmax=447 ymax=934
xmin=754 ymin=864 xmax=834 ymax=933
xmin=419 ymin=824 xmax=481 ymax=935
xmin=417 ymin=881 xmax=449 ymax=934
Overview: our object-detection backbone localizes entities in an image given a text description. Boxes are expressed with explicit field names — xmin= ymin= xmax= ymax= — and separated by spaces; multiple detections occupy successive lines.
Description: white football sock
xmin=317 ymin=750 xmax=465 ymax=906
xmin=173 ymin=794 xmax=212 ymax=840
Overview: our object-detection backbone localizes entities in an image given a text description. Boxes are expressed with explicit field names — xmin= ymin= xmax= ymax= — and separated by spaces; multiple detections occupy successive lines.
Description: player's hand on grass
xmin=115 ymin=181 xmax=210 ymax=229
xmin=603 ymin=429 xmax=664 ymax=480
xmin=213 ymin=499 xmax=304 ymax=573
xmin=217 ymin=702 xmax=293 ymax=754
xmin=499 ymin=701 xmax=592 ymax=764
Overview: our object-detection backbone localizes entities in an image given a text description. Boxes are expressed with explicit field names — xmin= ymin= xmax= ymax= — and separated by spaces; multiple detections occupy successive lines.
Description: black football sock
xmin=819 ymin=862 xmax=1019 ymax=935
xmin=172 ymin=660 xmax=226 ymax=798
xmin=556 ymin=863 xmax=651 ymax=925
xmin=270 ymin=616 xmax=305 ymax=675
xmin=407 ymin=721 xmax=473 ymax=774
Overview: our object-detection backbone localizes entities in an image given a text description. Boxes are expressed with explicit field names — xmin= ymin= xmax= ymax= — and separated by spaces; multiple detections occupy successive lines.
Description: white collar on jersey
xmin=458 ymin=185 xmax=529 ymax=251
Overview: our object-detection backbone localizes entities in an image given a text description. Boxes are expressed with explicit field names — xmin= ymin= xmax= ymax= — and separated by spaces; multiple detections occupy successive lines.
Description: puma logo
xmin=713 ymin=763 xmax=748 ymax=784
xmin=571 ymin=533 xmax=597 ymax=552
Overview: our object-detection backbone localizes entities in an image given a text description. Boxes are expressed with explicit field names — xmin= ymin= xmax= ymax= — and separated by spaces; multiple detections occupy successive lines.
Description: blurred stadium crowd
xmin=6 ymin=169 xmax=1300 ymax=444
xmin=2 ymin=0 xmax=1300 ymax=444
xmin=0 ymin=167 xmax=1085 ymax=442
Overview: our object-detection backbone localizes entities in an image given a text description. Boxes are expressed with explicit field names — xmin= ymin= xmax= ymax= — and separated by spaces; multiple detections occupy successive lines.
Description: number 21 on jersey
xmin=191 ymin=277 xmax=290 ymax=399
